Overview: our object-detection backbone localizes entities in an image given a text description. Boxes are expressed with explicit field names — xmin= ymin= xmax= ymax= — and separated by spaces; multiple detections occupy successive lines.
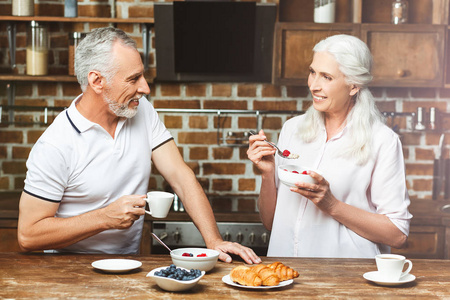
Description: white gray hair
xmin=74 ymin=27 xmax=137 ymax=92
xmin=299 ymin=34 xmax=384 ymax=165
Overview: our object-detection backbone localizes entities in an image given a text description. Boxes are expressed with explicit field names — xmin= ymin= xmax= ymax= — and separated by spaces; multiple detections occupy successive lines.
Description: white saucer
xmin=91 ymin=259 xmax=142 ymax=273
xmin=363 ymin=271 xmax=416 ymax=286
xmin=222 ymin=275 xmax=293 ymax=289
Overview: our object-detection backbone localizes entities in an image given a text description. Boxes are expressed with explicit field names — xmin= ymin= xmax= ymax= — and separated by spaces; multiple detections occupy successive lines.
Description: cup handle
xmin=400 ymin=259 xmax=413 ymax=278
xmin=144 ymin=198 xmax=152 ymax=215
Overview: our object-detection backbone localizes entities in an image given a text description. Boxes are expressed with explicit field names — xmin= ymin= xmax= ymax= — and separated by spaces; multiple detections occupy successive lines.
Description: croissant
xmin=230 ymin=266 xmax=262 ymax=287
xmin=251 ymin=264 xmax=280 ymax=286
xmin=268 ymin=262 xmax=299 ymax=281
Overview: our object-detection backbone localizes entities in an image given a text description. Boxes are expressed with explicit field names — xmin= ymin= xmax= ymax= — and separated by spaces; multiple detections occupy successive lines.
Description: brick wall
xmin=1 ymin=0 xmax=449 ymax=212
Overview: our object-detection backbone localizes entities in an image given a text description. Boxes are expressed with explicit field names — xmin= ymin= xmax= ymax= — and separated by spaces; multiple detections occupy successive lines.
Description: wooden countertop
xmin=1 ymin=253 xmax=450 ymax=299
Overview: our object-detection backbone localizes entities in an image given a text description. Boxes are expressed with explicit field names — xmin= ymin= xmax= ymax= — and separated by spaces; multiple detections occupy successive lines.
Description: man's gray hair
xmin=74 ymin=27 xmax=137 ymax=92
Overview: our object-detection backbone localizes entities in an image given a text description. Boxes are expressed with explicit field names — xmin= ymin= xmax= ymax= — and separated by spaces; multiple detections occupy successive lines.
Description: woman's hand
xmin=289 ymin=171 xmax=338 ymax=214
xmin=247 ymin=129 xmax=276 ymax=173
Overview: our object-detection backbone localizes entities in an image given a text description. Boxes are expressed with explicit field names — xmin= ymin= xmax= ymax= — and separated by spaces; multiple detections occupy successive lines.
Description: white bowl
xmin=170 ymin=248 xmax=220 ymax=272
xmin=146 ymin=266 xmax=205 ymax=292
xmin=278 ymin=164 xmax=319 ymax=187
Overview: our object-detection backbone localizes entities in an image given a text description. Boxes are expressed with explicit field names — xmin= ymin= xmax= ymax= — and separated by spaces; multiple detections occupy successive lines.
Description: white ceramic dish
xmin=363 ymin=271 xmax=416 ymax=286
xmin=278 ymin=164 xmax=319 ymax=187
xmin=91 ymin=259 xmax=142 ymax=273
xmin=147 ymin=266 xmax=205 ymax=292
xmin=222 ymin=274 xmax=294 ymax=289
xmin=170 ymin=248 xmax=220 ymax=272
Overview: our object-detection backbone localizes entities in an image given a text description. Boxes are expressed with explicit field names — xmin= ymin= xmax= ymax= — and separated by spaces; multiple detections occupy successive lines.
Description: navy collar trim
xmin=66 ymin=110 xmax=81 ymax=134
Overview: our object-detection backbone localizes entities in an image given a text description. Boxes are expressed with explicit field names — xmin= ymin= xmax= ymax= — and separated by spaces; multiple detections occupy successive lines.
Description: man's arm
xmin=17 ymin=192 xmax=145 ymax=251
xmin=151 ymin=140 xmax=261 ymax=264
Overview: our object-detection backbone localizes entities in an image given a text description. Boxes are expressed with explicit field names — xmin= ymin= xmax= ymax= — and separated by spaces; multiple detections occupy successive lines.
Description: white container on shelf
xmin=314 ymin=0 xmax=335 ymax=23
xmin=12 ymin=0 xmax=34 ymax=16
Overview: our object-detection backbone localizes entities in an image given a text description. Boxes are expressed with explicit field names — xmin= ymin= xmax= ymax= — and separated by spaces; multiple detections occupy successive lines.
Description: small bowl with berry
xmin=146 ymin=264 xmax=205 ymax=292
xmin=170 ymin=248 xmax=220 ymax=272
xmin=278 ymin=164 xmax=320 ymax=187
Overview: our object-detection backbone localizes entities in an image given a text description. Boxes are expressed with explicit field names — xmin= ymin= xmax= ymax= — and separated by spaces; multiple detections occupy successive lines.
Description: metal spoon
xmin=248 ymin=130 xmax=297 ymax=159
xmin=151 ymin=232 xmax=172 ymax=253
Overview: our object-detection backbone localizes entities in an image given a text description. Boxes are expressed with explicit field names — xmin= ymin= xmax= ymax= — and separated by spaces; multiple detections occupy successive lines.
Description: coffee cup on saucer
xmin=375 ymin=254 xmax=413 ymax=282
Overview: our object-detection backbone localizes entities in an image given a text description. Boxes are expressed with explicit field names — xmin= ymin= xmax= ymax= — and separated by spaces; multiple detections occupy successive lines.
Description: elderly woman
xmin=247 ymin=34 xmax=412 ymax=258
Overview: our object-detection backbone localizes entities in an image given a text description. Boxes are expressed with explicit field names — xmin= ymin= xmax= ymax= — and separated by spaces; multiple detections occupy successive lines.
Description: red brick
xmin=27 ymin=130 xmax=45 ymax=143
xmin=253 ymin=100 xmax=297 ymax=111
xmin=238 ymin=116 xmax=257 ymax=129
xmin=211 ymin=198 xmax=232 ymax=212
xmin=178 ymin=132 xmax=217 ymax=144
xmin=12 ymin=147 xmax=31 ymax=159
xmin=410 ymin=88 xmax=437 ymax=99
xmin=375 ymin=101 xmax=396 ymax=113
xmin=186 ymin=162 xmax=200 ymax=175
xmin=14 ymin=176 xmax=25 ymax=189
xmin=260 ymin=116 xmax=282 ymax=130
xmin=37 ymin=82 xmax=57 ymax=96
xmin=212 ymin=147 xmax=233 ymax=159
xmin=238 ymin=178 xmax=255 ymax=191
xmin=286 ymin=86 xmax=309 ymax=97
xmin=164 ymin=115 xmax=182 ymax=128
xmin=153 ymin=100 xmax=200 ymax=109
xmin=2 ymin=161 xmax=27 ymax=174
xmin=237 ymin=84 xmax=257 ymax=97
xmin=0 ymin=177 xmax=9 ymax=190
xmin=189 ymin=116 xmax=208 ymax=129
xmin=415 ymin=148 xmax=435 ymax=161
xmin=0 ymin=131 xmax=23 ymax=143
xmin=189 ymin=147 xmax=208 ymax=160
xmin=212 ymin=179 xmax=232 ymax=191
xmin=405 ymin=163 xmax=433 ymax=176
xmin=203 ymin=163 xmax=245 ymax=175
xmin=35 ymin=3 xmax=63 ymax=16
xmin=186 ymin=84 xmax=206 ymax=97
xmin=385 ymin=87 xmax=408 ymax=98
xmin=0 ymin=146 xmax=6 ymax=159
xmin=212 ymin=84 xmax=232 ymax=97
xmin=401 ymin=132 xmax=422 ymax=146
xmin=370 ymin=87 xmax=384 ymax=98
xmin=61 ymin=82 xmax=82 ymax=97
xmin=213 ymin=116 xmax=232 ymax=129
xmin=196 ymin=177 xmax=210 ymax=191
xmin=160 ymin=84 xmax=181 ymax=96
xmin=128 ymin=5 xmax=154 ymax=18
xmin=79 ymin=4 xmax=111 ymax=17
xmin=411 ymin=179 xmax=433 ymax=193
xmin=204 ymin=100 xmax=247 ymax=110
xmin=262 ymin=84 xmax=282 ymax=97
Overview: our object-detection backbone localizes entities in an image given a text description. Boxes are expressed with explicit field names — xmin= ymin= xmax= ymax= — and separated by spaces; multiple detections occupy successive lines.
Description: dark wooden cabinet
xmin=273 ymin=23 xmax=359 ymax=86
xmin=274 ymin=0 xmax=450 ymax=88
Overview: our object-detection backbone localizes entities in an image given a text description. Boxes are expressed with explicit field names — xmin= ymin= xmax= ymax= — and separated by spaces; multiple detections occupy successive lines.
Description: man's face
xmin=103 ymin=42 xmax=150 ymax=118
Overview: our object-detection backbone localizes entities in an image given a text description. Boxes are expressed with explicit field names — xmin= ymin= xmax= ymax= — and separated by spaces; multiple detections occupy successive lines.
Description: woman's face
xmin=308 ymin=51 xmax=358 ymax=119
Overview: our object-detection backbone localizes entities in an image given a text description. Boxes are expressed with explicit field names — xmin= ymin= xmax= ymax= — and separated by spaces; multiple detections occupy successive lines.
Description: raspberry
xmin=182 ymin=252 xmax=193 ymax=257
xmin=197 ymin=253 xmax=207 ymax=257
xmin=282 ymin=150 xmax=290 ymax=157
xmin=292 ymin=170 xmax=299 ymax=174
xmin=302 ymin=171 xmax=308 ymax=175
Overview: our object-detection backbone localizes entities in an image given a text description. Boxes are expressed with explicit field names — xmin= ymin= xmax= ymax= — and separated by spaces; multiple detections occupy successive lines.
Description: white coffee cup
xmin=144 ymin=191 xmax=174 ymax=218
xmin=375 ymin=254 xmax=413 ymax=281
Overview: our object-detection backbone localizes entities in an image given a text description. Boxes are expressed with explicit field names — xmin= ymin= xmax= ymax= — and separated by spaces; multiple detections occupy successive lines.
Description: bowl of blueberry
xmin=146 ymin=264 xmax=205 ymax=292
xmin=170 ymin=248 xmax=220 ymax=272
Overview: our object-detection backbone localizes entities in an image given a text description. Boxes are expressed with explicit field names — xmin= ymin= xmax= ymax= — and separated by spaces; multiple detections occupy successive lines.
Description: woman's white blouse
xmin=267 ymin=115 xmax=412 ymax=258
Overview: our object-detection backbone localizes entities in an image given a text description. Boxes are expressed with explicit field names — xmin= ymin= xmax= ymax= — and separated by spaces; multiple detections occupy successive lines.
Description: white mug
xmin=144 ymin=191 xmax=174 ymax=218
xmin=375 ymin=254 xmax=413 ymax=281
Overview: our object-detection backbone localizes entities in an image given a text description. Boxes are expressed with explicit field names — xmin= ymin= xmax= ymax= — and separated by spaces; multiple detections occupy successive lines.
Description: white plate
xmin=91 ymin=259 xmax=142 ymax=273
xmin=363 ymin=271 xmax=416 ymax=286
xmin=222 ymin=274 xmax=294 ymax=289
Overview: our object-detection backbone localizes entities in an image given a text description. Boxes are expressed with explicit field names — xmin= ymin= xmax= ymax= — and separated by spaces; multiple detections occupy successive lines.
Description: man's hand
xmin=103 ymin=195 xmax=146 ymax=229
xmin=212 ymin=241 xmax=262 ymax=264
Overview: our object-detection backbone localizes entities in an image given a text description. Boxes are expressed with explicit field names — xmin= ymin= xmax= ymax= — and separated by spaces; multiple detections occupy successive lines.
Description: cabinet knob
xmin=261 ymin=232 xmax=269 ymax=244
xmin=236 ymin=232 xmax=243 ymax=243
xmin=397 ymin=69 xmax=407 ymax=77
xmin=173 ymin=231 xmax=180 ymax=243
xmin=249 ymin=232 xmax=255 ymax=244
xmin=224 ymin=232 xmax=231 ymax=241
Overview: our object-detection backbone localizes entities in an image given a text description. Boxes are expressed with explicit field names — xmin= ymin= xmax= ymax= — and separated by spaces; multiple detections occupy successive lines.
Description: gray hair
xmin=299 ymin=34 xmax=384 ymax=165
xmin=74 ymin=27 xmax=137 ymax=92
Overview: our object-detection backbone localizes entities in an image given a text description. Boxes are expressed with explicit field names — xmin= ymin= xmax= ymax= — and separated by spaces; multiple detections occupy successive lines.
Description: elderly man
xmin=17 ymin=27 xmax=261 ymax=264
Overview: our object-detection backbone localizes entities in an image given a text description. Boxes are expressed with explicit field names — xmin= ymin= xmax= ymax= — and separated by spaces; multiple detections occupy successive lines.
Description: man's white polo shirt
xmin=23 ymin=95 xmax=173 ymax=254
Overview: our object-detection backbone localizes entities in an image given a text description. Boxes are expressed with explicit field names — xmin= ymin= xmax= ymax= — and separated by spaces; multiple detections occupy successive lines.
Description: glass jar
xmin=392 ymin=0 xmax=408 ymax=24
xmin=12 ymin=0 xmax=34 ymax=16
xmin=26 ymin=21 xmax=49 ymax=76
xmin=314 ymin=0 xmax=336 ymax=23
xmin=68 ymin=32 xmax=86 ymax=76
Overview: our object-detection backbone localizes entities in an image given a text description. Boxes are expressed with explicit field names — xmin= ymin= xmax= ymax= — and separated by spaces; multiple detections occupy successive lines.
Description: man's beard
xmin=104 ymin=95 xmax=139 ymax=119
